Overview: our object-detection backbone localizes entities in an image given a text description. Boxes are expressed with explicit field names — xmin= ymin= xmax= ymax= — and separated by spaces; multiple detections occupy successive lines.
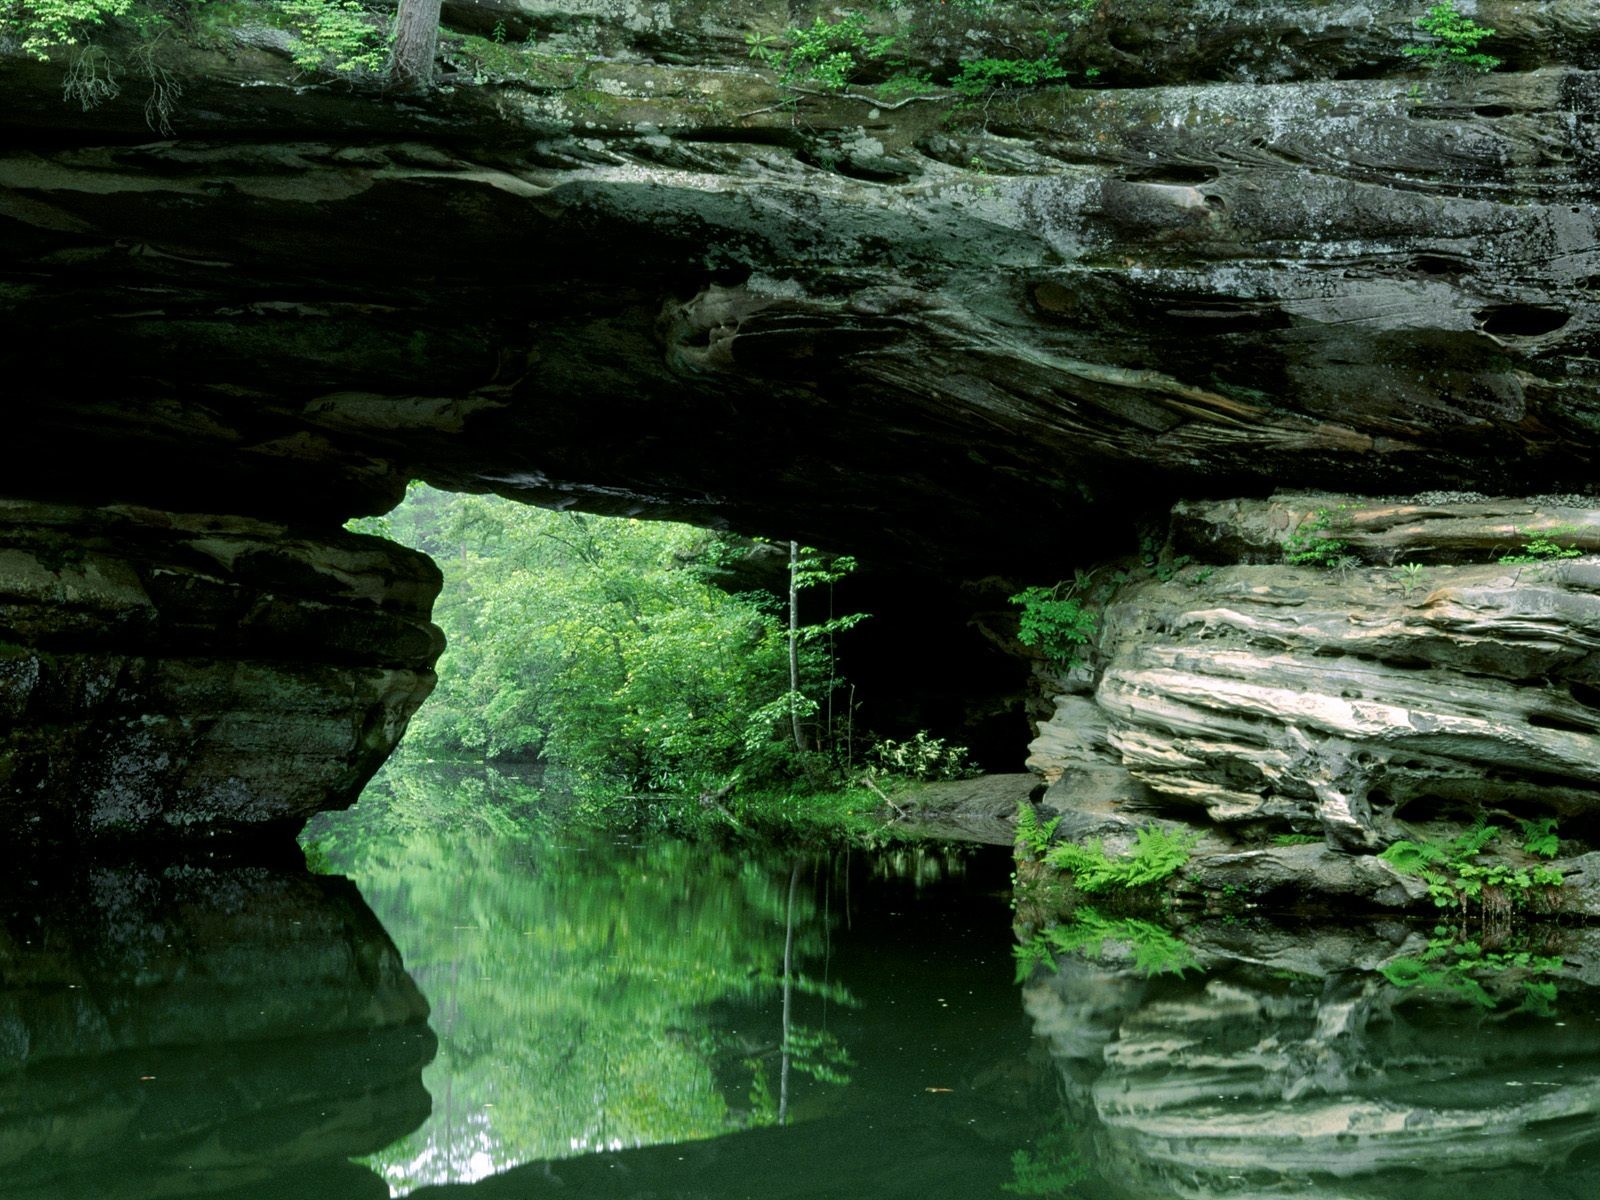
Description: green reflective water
xmin=325 ymin=827 xmax=1039 ymax=1194
xmin=11 ymin=813 xmax=1600 ymax=1200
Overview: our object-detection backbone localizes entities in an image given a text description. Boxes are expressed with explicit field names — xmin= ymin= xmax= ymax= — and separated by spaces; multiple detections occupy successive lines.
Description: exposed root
xmin=62 ymin=44 xmax=120 ymax=112
xmin=133 ymin=41 xmax=183 ymax=136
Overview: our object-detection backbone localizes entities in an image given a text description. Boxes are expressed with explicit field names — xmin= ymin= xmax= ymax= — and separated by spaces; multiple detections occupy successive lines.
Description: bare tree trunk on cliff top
xmin=390 ymin=0 xmax=441 ymax=88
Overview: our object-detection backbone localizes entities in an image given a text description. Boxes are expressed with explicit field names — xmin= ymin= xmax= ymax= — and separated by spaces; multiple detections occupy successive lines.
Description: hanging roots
xmin=62 ymin=44 xmax=120 ymax=111
xmin=134 ymin=41 xmax=183 ymax=136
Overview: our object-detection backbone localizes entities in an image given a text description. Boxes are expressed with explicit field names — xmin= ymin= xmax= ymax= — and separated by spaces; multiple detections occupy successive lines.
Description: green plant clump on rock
xmin=1282 ymin=505 xmax=1356 ymax=569
xmin=1010 ymin=584 xmax=1096 ymax=667
xmin=1046 ymin=826 xmax=1199 ymax=893
xmin=1499 ymin=526 xmax=1583 ymax=565
xmin=1380 ymin=821 xmax=1564 ymax=912
xmin=745 ymin=13 xmax=897 ymax=91
xmin=1404 ymin=2 xmax=1500 ymax=73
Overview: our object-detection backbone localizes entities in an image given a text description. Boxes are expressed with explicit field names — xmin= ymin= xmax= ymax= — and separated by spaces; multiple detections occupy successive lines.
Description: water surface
xmin=8 ymin=804 xmax=1600 ymax=1199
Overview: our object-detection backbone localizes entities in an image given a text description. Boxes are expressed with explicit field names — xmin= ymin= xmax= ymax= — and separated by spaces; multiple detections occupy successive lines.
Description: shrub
xmin=746 ymin=14 xmax=896 ymax=91
xmin=1499 ymin=526 xmax=1582 ymax=565
xmin=1010 ymin=585 xmax=1096 ymax=666
xmin=867 ymin=731 xmax=975 ymax=781
xmin=1282 ymin=506 xmax=1353 ymax=568
xmin=1403 ymin=2 xmax=1500 ymax=74
xmin=1 ymin=0 xmax=134 ymax=59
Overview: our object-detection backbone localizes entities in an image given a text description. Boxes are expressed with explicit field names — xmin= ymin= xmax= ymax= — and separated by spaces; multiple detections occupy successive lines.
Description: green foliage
xmin=951 ymin=53 xmax=1068 ymax=98
xmin=875 ymin=67 xmax=936 ymax=101
xmin=1014 ymin=906 xmax=1197 ymax=982
xmin=1382 ymin=927 xmax=1562 ymax=1013
xmin=1003 ymin=1129 xmax=1090 ymax=1197
xmin=867 ymin=730 xmax=975 ymax=781
xmin=361 ymin=487 xmax=814 ymax=802
xmin=1499 ymin=526 xmax=1583 ymax=565
xmin=1519 ymin=816 xmax=1561 ymax=859
xmin=1282 ymin=505 xmax=1355 ymax=569
xmin=304 ymin=824 xmax=860 ymax=1185
xmin=1010 ymin=585 xmax=1096 ymax=667
xmin=1271 ymin=832 xmax=1323 ymax=846
xmin=746 ymin=13 xmax=897 ymax=91
xmin=1014 ymin=801 xmax=1062 ymax=858
xmin=1045 ymin=825 xmax=1199 ymax=893
xmin=1380 ymin=820 xmax=1566 ymax=911
xmin=1397 ymin=561 xmax=1428 ymax=597
xmin=781 ymin=1024 xmax=854 ymax=1085
xmin=281 ymin=0 xmax=385 ymax=74
xmin=347 ymin=488 xmax=896 ymax=834
xmin=1 ymin=0 xmax=134 ymax=59
xmin=1403 ymin=2 xmax=1500 ymax=74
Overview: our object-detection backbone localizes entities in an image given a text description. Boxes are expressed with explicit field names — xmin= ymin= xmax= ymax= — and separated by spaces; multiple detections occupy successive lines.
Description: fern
xmin=1045 ymin=826 xmax=1197 ymax=893
xmin=1014 ymin=801 xmax=1061 ymax=857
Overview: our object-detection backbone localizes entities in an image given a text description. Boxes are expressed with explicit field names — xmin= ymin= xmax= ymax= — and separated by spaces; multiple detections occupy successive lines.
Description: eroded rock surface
xmin=0 ymin=501 xmax=442 ymax=843
xmin=1 ymin=1 xmax=1597 ymax=570
xmin=1 ymin=0 xmax=1597 ymax=842
xmin=1031 ymin=493 xmax=1600 ymax=909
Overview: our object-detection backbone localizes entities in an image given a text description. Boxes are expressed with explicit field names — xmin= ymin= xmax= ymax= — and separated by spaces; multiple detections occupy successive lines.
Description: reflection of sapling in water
xmin=1003 ymin=1128 xmax=1089 ymax=1197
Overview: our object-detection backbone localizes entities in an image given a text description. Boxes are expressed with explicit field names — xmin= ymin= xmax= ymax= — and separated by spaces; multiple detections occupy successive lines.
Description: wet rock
xmin=0 ymin=8 xmax=1595 ymax=572
xmin=1023 ymin=921 xmax=1600 ymax=1199
xmin=891 ymin=772 xmax=1041 ymax=845
xmin=0 ymin=502 xmax=442 ymax=844
xmin=0 ymin=0 xmax=1596 ymax=846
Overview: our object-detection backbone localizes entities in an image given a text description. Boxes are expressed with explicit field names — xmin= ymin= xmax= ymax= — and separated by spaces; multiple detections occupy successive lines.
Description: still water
xmin=6 ymin=807 xmax=1600 ymax=1198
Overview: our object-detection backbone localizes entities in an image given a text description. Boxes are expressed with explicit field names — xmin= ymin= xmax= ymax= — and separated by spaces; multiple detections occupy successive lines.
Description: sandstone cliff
xmin=0 ymin=0 xmax=1595 ymax=843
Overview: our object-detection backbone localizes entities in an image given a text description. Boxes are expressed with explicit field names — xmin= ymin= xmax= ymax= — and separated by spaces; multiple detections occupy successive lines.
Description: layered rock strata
xmin=1 ymin=0 xmax=1597 ymax=842
xmin=0 ymin=501 xmax=442 ymax=843
xmin=0 ymin=1 xmax=1596 ymax=570
xmin=1030 ymin=493 xmax=1600 ymax=909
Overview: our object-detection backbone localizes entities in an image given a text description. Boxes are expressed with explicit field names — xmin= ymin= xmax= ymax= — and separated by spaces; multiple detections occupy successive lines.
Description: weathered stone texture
xmin=0 ymin=862 xmax=434 ymax=1198
xmin=0 ymin=3 xmax=1596 ymax=569
xmin=1 ymin=0 xmax=1597 ymax=842
xmin=0 ymin=502 xmax=442 ymax=843
xmin=1031 ymin=493 xmax=1600 ymax=909
xmin=1024 ymin=926 xmax=1600 ymax=1199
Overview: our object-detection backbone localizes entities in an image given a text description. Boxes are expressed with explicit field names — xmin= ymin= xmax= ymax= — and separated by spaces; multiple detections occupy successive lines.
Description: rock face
xmin=1 ymin=1 xmax=1597 ymax=566
xmin=0 ymin=501 xmax=441 ymax=844
xmin=0 ymin=0 xmax=1597 ymax=841
xmin=1030 ymin=493 xmax=1600 ymax=910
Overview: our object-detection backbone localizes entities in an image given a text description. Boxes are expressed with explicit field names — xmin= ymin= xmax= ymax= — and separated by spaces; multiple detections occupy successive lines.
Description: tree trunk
xmin=788 ymin=540 xmax=806 ymax=752
xmin=390 ymin=0 xmax=441 ymax=89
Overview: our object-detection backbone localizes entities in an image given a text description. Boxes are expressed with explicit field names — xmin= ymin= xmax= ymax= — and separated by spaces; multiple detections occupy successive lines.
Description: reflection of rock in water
xmin=0 ymin=862 xmax=435 ymax=1200
xmin=1024 ymin=924 xmax=1600 ymax=1199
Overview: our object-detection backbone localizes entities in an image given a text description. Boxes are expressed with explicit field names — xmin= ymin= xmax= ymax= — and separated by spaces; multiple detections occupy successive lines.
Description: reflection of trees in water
xmin=332 ymin=828 xmax=936 ymax=1192
xmin=1019 ymin=924 xmax=1600 ymax=1199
